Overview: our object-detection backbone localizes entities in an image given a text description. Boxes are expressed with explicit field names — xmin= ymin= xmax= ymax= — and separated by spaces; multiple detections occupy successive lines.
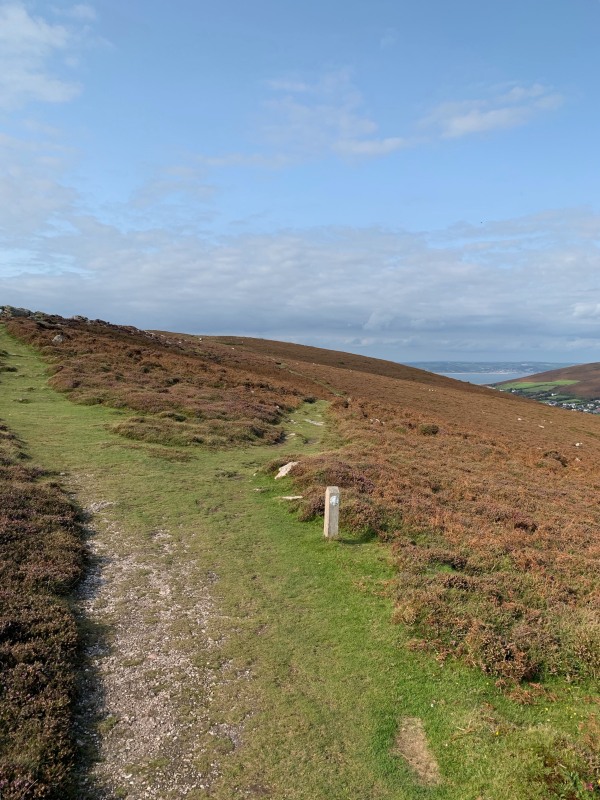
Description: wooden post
xmin=324 ymin=486 xmax=340 ymax=539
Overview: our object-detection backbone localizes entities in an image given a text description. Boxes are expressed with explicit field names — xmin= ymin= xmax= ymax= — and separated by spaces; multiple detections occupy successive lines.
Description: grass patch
xmin=2 ymin=314 xmax=313 ymax=450
xmin=500 ymin=380 xmax=580 ymax=390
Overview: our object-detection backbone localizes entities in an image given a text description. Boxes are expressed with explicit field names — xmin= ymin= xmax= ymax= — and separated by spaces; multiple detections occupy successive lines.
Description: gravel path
xmin=72 ymin=493 xmax=241 ymax=799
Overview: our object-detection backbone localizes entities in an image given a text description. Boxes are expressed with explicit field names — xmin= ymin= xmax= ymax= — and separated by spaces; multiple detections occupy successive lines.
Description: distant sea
xmin=407 ymin=362 xmax=574 ymax=386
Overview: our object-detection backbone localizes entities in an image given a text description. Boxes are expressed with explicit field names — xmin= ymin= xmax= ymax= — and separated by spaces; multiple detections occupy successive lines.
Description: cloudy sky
xmin=1 ymin=0 xmax=600 ymax=361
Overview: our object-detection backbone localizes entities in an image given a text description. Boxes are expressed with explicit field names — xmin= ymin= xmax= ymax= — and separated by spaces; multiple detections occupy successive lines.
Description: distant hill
xmin=495 ymin=361 xmax=600 ymax=400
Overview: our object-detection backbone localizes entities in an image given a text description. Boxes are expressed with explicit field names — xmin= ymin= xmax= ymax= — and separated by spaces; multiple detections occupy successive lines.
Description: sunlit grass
xmin=500 ymin=380 xmax=579 ymax=390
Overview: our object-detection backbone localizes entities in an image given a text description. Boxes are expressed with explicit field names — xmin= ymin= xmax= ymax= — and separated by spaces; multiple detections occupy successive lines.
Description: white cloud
xmin=262 ymin=69 xmax=380 ymax=156
xmin=196 ymin=152 xmax=290 ymax=169
xmin=263 ymin=69 xmax=419 ymax=160
xmin=423 ymin=83 xmax=564 ymax=139
xmin=334 ymin=136 xmax=408 ymax=156
xmin=573 ymin=303 xmax=600 ymax=319
xmin=0 ymin=1 xmax=94 ymax=109
xmin=201 ymin=69 xmax=408 ymax=166
xmin=266 ymin=79 xmax=310 ymax=93
xmin=199 ymin=74 xmax=564 ymax=170
xmin=364 ymin=310 xmax=395 ymax=331
xmin=0 ymin=132 xmax=76 ymax=239
xmin=497 ymin=83 xmax=547 ymax=103
xmin=2 ymin=188 xmax=600 ymax=359
xmin=0 ymin=3 xmax=70 ymax=52
xmin=118 ymin=164 xmax=218 ymax=232
xmin=62 ymin=4 xmax=96 ymax=21
xmin=130 ymin=165 xmax=216 ymax=209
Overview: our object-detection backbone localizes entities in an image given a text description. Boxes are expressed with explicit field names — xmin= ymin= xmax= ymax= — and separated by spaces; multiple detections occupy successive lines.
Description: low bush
xmin=0 ymin=407 xmax=84 ymax=798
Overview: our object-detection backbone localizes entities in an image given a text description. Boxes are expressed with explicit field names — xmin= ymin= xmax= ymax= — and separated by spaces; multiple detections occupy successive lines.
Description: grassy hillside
xmin=5 ymin=312 xmax=600 ymax=681
xmin=496 ymin=361 xmax=600 ymax=400
xmin=168 ymin=333 xmax=600 ymax=682
xmin=167 ymin=333 xmax=478 ymax=390
xmin=1 ymin=309 xmax=600 ymax=798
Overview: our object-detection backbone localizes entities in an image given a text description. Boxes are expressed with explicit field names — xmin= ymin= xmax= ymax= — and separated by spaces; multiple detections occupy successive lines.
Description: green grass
xmin=501 ymin=380 xmax=579 ymax=391
xmin=0 ymin=326 xmax=598 ymax=799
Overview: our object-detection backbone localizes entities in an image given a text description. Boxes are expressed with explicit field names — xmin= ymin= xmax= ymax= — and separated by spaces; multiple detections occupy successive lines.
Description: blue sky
xmin=1 ymin=0 xmax=600 ymax=361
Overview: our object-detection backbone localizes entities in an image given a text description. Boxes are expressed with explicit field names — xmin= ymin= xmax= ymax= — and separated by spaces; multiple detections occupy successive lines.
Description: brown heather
xmin=4 ymin=316 xmax=320 ymax=448
xmin=4 ymin=316 xmax=600 ymax=686
xmin=0 ymin=411 xmax=84 ymax=798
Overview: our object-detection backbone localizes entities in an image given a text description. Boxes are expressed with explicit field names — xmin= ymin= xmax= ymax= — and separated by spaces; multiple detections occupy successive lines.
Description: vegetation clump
xmin=418 ymin=423 xmax=439 ymax=436
xmin=0 ymin=417 xmax=84 ymax=798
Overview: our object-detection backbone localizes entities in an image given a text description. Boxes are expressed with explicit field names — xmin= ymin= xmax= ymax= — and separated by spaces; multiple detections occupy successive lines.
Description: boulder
xmin=275 ymin=461 xmax=299 ymax=479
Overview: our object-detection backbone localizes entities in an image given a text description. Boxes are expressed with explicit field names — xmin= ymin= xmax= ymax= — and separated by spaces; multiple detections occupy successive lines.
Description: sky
xmin=1 ymin=1 xmax=600 ymax=362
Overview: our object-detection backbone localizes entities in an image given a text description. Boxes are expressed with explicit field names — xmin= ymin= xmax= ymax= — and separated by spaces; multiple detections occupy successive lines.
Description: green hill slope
xmin=495 ymin=361 xmax=600 ymax=400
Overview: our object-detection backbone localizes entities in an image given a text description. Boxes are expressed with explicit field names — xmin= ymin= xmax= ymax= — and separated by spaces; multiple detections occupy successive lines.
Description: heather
xmin=286 ymin=392 xmax=600 ymax=683
xmin=0 ymin=416 xmax=84 ymax=799
xmin=3 ymin=315 xmax=316 ymax=448
xmin=229 ymin=340 xmax=600 ymax=685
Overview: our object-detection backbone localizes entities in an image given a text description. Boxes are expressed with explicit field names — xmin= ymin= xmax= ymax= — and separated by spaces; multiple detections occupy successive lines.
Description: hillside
xmin=163 ymin=332 xmax=483 ymax=390
xmin=495 ymin=361 xmax=600 ymax=406
xmin=2 ymin=304 xmax=600 ymax=798
xmin=3 ymin=309 xmax=600 ymax=680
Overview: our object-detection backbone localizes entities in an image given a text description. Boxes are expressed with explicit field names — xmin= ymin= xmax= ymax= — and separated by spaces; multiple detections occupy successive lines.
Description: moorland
xmin=0 ymin=307 xmax=599 ymax=800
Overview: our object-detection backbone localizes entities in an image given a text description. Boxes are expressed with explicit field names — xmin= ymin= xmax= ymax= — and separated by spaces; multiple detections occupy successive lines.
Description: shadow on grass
xmin=70 ymin=524 xmax=113 ymax=800
xmin=337 ymin=529 xmax=379 ymax=546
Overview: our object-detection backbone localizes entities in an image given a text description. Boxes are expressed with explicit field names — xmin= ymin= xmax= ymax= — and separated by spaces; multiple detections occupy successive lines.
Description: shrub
xmin=0 ymin=416 xmax=84 ymax=798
